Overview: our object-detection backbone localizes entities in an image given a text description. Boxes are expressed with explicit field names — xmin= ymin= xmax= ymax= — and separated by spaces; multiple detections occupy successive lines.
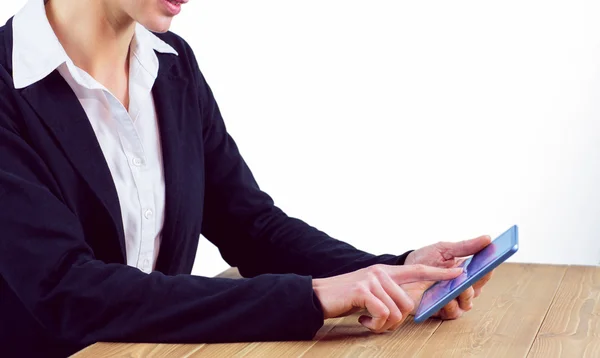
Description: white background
xmin=2 ymin=1 xmax=600 ymax=277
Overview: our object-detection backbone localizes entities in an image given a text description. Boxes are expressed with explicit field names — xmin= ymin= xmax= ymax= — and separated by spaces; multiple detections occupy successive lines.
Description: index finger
xmin=387 ymin=264 xmax=463 ymax=285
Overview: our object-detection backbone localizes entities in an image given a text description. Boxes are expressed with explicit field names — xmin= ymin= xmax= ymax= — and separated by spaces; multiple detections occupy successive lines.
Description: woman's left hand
xmin=393 ymin=235 xmax=494 ymax=328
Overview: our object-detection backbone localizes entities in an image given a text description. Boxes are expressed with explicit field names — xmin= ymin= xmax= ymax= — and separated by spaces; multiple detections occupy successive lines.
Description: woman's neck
xmin=46 ymin=0 xmax=134 ymax=102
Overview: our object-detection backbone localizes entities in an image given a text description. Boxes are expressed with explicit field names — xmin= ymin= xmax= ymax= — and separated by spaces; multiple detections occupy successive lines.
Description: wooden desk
xmin=74 ymin=263 xmax=600 ymax=357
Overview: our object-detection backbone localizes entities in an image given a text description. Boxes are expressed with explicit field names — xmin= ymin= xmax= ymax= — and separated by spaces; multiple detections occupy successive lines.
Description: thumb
xmin=442 ymin=235 xmax=492 ymax=258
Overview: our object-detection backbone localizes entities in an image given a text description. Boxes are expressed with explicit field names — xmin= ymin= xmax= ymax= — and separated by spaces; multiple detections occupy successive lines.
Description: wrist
xmin=311 ymin=279 xmax=328 ymax=319
xmin=398 ymin=250 xmax=415 ymax=265
xmin=312 ymin=278 xmax=323 ymax=289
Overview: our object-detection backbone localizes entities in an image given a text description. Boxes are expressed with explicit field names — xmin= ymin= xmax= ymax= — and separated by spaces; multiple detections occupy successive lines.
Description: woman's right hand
xmin=312 ymin=264 xmax=462 ymax=332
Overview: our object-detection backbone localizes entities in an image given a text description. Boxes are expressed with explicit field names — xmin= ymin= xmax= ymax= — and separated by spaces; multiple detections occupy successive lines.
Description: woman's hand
xmin=403 ymin=235 xmax=494 ymax=321
xmin=312 ymin=264 xmax=463 ymax=333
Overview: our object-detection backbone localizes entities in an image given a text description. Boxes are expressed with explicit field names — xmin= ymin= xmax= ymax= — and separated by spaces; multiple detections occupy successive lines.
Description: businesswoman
xmin=0 ymin=0 xmax=494 ymax=356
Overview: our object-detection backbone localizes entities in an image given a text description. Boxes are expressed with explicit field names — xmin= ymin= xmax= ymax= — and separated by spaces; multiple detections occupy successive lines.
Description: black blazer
xmin=0 ymin=18 xmax=411 ymax=357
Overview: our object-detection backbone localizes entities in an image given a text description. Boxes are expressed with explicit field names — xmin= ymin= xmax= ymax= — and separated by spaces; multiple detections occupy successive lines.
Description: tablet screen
xmin=416 ymin=226 xmax=518 ymax=317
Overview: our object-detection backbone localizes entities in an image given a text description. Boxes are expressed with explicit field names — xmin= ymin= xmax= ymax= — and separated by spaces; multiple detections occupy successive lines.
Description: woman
xmin=0 ymin=0 xmax=493 ymax=356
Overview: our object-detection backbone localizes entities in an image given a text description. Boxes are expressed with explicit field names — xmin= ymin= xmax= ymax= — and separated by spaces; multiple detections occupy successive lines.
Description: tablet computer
xmin=414 ymin=225 xmax=519 ymax=323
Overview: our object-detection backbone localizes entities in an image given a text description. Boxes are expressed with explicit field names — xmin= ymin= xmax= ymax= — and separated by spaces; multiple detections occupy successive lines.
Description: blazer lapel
xmin=20 ymin=71 xmax=127 ymax=260
xmin=16 ymin=50 xmax=191 ymax=271
xmin=152 ymin=53 xmax=190 ymax=272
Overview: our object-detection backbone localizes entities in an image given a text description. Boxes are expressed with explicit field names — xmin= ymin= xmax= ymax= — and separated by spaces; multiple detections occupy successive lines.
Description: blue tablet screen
xmin=416 ymin=226 xmax=518 ymax=317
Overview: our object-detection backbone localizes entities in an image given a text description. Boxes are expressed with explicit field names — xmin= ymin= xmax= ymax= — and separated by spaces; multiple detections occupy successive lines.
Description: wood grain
xmin=214 ymin=267 xmax=243 ymax=279
xmin=190 ymin=318 xmax=343 ymax=357
xmin=71 ymin=342 xmax=204 ymax=358
xmin=414 ymin=263 xmax=567 ymax=358
xmin=302 ymin=314 xmax=442 ymax=357
xmin=528 ymin=265 xmax=600 ymax=358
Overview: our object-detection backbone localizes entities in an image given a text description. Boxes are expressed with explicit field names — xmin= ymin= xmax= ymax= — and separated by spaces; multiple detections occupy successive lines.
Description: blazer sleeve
xmin=194 ymin=61 xmax=413 ymax=279
xmin=0 ymin=93 xmax=324 ymax=347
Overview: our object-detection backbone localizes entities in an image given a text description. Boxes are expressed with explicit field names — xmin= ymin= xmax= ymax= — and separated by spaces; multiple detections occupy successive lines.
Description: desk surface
xmin=74 ymin=263 xmax=600 ymax=357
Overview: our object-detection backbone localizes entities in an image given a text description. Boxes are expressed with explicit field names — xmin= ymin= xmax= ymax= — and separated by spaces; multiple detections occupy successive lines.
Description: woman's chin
xmin=140 ymin=16 xmax=173 ymax=33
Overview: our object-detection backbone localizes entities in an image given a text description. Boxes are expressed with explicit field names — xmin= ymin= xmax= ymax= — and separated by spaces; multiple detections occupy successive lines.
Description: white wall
xmin=3 ymin=1 xmax=600 ymax=278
